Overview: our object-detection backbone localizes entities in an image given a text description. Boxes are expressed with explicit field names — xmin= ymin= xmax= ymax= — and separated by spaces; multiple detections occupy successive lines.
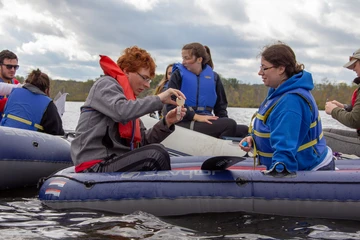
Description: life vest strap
xmin=188 ymin=106 xmax=213 ymax=112
xmin=256 ymin=131 xmax=324 ymax=158
xmin=253 ymin=129 xmax=270 ymax=138
xmin=3 ymin=113 xmax=44 ymax=131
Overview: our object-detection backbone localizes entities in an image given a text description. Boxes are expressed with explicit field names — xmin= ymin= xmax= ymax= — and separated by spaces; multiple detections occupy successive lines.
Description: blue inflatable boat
xmin=39 ymin=156 xmax=360 ymax=220
xmin=0 ymin=126 xmax=73 ymax=190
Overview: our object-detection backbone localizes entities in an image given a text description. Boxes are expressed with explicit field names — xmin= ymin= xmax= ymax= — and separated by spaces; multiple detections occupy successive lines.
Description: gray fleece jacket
xmin=71 ymin=76 xmax=174 ymax=166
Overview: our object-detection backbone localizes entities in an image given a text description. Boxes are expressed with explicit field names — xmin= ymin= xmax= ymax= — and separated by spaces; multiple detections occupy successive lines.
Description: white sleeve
xmin=0 ymin=83 xmax=22 ymax=95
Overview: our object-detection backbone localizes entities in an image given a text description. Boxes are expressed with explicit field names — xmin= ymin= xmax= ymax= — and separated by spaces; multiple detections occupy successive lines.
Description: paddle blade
xmin=201 ymin=156 xmax=247 ymax=170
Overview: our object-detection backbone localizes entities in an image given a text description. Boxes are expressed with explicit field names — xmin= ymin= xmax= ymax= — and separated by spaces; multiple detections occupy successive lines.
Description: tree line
xmin=16 ymin=74 xmax=358 ymax=110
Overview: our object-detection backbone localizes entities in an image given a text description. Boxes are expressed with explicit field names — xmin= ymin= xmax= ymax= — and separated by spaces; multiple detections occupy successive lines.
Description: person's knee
xmin=236 ymin=124 xmax=249 ymax=138
xmin=224 ymin=118 xmax=237 ymax=130
xmin=146 ymin=144 xmax=171 ymax=170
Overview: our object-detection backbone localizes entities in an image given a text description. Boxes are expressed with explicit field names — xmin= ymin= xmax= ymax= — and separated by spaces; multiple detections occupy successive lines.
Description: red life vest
xmin=99 ymin=55 xmax=141 ymax=147
xmin=351 ymin=87 xmax=360 ymax=135
xmin=351 ymin=88 xmax=359 ymax=107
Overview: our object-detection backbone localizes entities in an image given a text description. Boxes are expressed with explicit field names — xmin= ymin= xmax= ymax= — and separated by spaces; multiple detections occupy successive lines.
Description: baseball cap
xmin=343 ymin=48 xmax=360 ymax=69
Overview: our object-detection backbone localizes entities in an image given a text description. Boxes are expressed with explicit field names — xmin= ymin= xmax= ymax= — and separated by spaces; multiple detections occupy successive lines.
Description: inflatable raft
xmin=39 ymin=156 xmax=360 ymax=221
xmin=0 ymin=126 xmax=73 ymax=190
xmin=140 ymin=116 xmax=246 ymax=156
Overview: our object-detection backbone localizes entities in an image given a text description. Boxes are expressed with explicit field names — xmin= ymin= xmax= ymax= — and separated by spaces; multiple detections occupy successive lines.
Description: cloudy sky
xmin=1 ymin=0 xmax=359 ymax=85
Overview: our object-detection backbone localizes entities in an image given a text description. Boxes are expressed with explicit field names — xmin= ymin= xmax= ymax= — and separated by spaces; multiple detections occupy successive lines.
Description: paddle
xmin=201 ymin=156 xmax=247 ymax=170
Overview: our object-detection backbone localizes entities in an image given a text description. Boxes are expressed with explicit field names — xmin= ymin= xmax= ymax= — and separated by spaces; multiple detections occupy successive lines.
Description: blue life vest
xmin=251 ymin=88 xmax=327 ymax=170
xmin=1 ymin=88 xmax=51 ymax=131
xmin=176 ymin=64 xmax=217 ymax=115
xmin=163 ymin=81 xmax=169 ymax=92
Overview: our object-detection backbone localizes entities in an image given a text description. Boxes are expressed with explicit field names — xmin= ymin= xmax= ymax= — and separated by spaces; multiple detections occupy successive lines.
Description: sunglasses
xmin=1 ymin=64 xmax=19 ymax=70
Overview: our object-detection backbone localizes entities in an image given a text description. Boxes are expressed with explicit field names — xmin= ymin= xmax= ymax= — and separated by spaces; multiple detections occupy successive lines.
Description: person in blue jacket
xmin=1 ymin=69 xmax=64 ymax=135
xmin=239 ymin=42 xmax=334 ymax=174
xmin=166 ymin=42 xmax=248 ymax=139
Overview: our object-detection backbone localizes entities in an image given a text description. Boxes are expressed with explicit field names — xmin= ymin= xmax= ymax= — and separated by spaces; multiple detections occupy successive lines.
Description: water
xmin=1 ymin=102 xmax=358 ymax=240
xmin=63 ymin=103 xmax=353 ymax=131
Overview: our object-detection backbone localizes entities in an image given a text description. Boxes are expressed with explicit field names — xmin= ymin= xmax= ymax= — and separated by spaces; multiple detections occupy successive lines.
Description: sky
xmin=0 ymin=0 xmax=359 ymax=85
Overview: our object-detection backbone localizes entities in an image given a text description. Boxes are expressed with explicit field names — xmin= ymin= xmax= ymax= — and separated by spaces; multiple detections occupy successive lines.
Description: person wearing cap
xmin=324 ymin=48 xmax=360 ymax=157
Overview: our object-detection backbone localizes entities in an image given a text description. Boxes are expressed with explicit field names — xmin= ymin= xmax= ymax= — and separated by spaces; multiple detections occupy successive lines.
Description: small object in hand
xmin=176 ymin=97 xmax=185 ymax=120
xmin=242 ymin=142 xmax=248 ymax=147
xmin=176 ymin=97 xmax=185 ymax=106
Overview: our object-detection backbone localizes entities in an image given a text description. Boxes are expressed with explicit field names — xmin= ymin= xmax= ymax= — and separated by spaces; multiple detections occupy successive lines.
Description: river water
xmin=1 ymin=102 xmax=359 ymax=240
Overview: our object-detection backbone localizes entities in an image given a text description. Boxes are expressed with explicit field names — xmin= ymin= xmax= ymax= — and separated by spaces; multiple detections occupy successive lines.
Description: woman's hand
xmin=239 ymin=136 xmax=253 ymax=152
xmin=158 ymin=88 xmax=186 ymax=106
xmin=164 ymin=107 xmax=187 ymax=127
xmin=193 ymin=114 xmax=218 ymax=124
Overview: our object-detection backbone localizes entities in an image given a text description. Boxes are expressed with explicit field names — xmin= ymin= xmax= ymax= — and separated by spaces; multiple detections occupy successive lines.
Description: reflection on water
xmin=1 ymin=188 xmax=360 ymax=239
xmin=0 ymin=103 xmax=359 ymax=239
xmin=1 ymin=189 xmax=360 ymax=240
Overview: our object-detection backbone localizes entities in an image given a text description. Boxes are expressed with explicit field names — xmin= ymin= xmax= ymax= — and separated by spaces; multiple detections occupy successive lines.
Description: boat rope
xmin=43 ymin=174 xmax=360 ymax=188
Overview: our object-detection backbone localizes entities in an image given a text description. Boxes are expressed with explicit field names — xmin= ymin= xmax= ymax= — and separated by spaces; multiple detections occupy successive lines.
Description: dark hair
xmin=0 ymin=50 xmax=18 ymax=64
xmin=182 ymin=43 xmax=214 ymax=69
xmin=26 ymin=69 xmax=50 ymax=93
xmin=117 ymin=46 xmax=156 ymax=78
xmin=261 ymin=41 xmax=304 ymax=78
xmin=154 ymin=63 xmax=174 ymax=95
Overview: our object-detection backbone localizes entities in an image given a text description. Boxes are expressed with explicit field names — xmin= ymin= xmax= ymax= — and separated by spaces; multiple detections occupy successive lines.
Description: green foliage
xmin=15 ymin=75 xmax=25 ymax=83
xmin=49 ymin=79 xmax=94 ymax=101
xmin=17 ymin=74 xmax=357 ymax=109
xmin=138 ymin=74 xmax=163 ymax=98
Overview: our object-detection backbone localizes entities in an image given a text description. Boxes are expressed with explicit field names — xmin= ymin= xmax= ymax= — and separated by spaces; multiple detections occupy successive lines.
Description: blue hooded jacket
xmin=251 ymin=71 xmax=328 ymax=172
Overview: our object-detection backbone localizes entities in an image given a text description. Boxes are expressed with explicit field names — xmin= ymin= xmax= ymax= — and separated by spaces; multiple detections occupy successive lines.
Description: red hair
xmin=117 ymin=46 xmax=156 ymax=78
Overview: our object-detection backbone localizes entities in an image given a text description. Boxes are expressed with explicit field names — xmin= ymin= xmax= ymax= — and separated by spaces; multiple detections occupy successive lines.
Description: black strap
xmin=189 ymin=106 xmax=213 ymax=112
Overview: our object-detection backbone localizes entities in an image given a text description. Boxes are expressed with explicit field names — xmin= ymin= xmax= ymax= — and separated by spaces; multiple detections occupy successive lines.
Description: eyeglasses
xmin=1 ymin=64 xmax=19 ymax=70
xmin=259 ymin=65 xmax=274 ymax=72
xmin=137 ymin=72 xmax=152 ymax=83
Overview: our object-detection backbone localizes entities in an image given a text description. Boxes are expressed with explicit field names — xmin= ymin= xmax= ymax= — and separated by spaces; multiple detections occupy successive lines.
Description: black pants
xmin=177 ymin=118 xmax=249 ymax=138
xmin=82 ymin=144 xmax=171 ymax=173
xmin=176 ymin=117 xmax=237 ymax=138
xmin=236 ymin=124 xmax=249 ymax=138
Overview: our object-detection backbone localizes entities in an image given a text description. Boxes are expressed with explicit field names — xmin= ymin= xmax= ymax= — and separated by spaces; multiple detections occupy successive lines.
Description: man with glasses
xmin=0 ymin=50 xmax=20 ymax=121
xmin=71 ymin=46 xmax=187 ymax=173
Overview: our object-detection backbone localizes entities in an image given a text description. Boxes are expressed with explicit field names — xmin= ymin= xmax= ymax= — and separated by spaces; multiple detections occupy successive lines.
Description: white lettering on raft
xmin=120 ymin=170 xmax=220 ymax=179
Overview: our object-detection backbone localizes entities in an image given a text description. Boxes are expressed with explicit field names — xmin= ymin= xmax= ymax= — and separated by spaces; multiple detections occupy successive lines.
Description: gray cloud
xmin=1 ymin=0 xmax=359 ymax=85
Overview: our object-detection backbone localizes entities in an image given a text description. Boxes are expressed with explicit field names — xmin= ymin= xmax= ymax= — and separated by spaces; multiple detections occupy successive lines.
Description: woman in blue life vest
xmin=166 ymin=42 xmax=248 ymax=139
xmin=239 ymin=42 xmax=334 ymax=174
xmin=324 ymin=48 xmax=360 ymax=156
xmin=1 ymin=69 xmax=64 ymax=135
xmin=151 ymin=63 xmax=174 ymax=119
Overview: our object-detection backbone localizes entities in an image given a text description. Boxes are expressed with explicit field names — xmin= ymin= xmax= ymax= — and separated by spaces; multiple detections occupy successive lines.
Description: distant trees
xmin=312 ymin=78 xmax=357 ymax=110
xmin=15 ymin=75 xmax=25 ymax=83
xmin=50 ymin=79 xmax=95 ymax=101
xmin=15 ymin=74 xmax=357 ymax=110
